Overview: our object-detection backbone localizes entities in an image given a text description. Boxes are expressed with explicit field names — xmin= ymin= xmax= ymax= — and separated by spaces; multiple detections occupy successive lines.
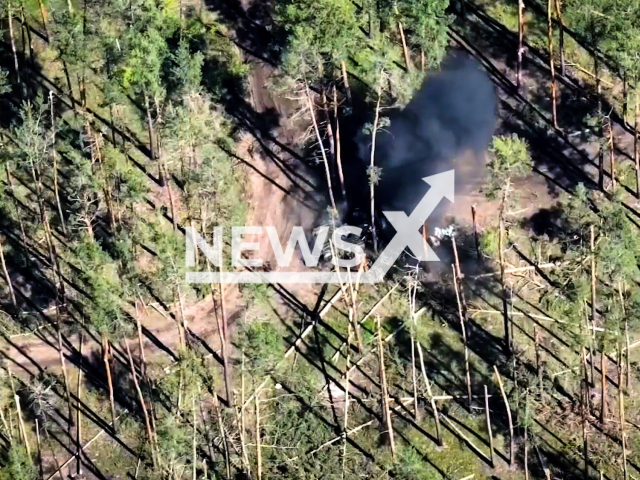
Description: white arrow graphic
xmin=363 ymin=170 xmax=455 ymax=283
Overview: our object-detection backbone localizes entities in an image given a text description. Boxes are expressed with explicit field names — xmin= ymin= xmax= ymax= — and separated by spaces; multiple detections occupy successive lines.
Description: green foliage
xmin=397 ymin=0 xmax=450 ymax=68
xmin=236 ymin=320 xmax=285 ymax=376
xmin=485 ymin=1 xmax=520 ymax=31
xmin=160 ymin=348 xmax=206 ymax=404
xmin=0 ymin=69 xmax=9 ymax=95
xmin=154 ymin=415 xmax=191 ymax=475
xmin=596 ymin=196 xmax=640 ymax=282
xmin=261 ymin=393 xmax=342 ymax=477
xmin=240 ymin=282 xmax=273 ymax=312
xmin=486 ymin=134 xmax=532 ymax=198
xmin=12 ymin=100 xmax=54 ymax=171
xmin=170 ymin=40 xmax=204 ymax=96
xmin=367 ymin=165 xmax=383 ymax=186
xmin=102 ymin=145 xmax=148 ymax=207
xmin=479 ymin=226 xmax=500 ymax=259
xmin=395 ymin=445 xmax=441 ymax=480
xmin=276 ymin=0 xmax=447 ymax=102
xmin=560 ymin=183 xmax=599 ymax=229
xmin=560 ymin=184 xmax=640 ymax=282
xmin=277 ymin=0 xmax=361 ymax=82
xmin=73 ymin=236 xmax=126 ymax=336
xmin=0 ymin=445 xmax=35 ymax=480
xmin=50 ymin=10 xmax=92 ymax=68
xmin=565 ymin=0 xmax=640 ymax=79
xmin=138 ymin=218 xmax=194 ymax=304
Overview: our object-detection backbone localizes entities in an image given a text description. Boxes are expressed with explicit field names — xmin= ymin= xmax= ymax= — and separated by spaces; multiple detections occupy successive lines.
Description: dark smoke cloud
xmin=360 ymin=54 xmax=497 ymax=229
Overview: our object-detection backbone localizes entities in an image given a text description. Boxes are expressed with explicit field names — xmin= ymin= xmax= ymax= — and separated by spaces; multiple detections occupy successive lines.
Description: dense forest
xmin=0 ymin=0 xmax=640 ymax=479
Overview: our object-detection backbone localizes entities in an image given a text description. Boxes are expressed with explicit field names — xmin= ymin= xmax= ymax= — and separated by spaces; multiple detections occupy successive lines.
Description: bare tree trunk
xmin=306 ymin=83 xmax=337 ymax=213
xmin=49 ymin=92 xmax=68 ymax=235
xmin=0 ymin=404 xmax=11 ymax=440
xmin=323 ymin=92 xmax=335 ymax=174
xmin=623 ymin=74 xmax=629 ymax=127
xmin=600 ymin=350 xmax=607 ymax=424
xmin=8 ymin=3 xmax=20 ymax=86
xmin=143 ymin=91 xmax=161 ymax=185
xmin=494 ymin=366 xmax=514 ymax=467
xmin=125 ymin=339 xmax=156 ymax=468
xmin=471 ymin=205 xmax=481 ymax=260
xmin=369 ymin=71 xmax=384 ymax=253
xmin=37 ymin=0 xmax=48 ymax=38
xmin=554 ymin=0 xmax=565 ymax=76
xmin=341 ymin=61 xmax=352 ymax=106
xmin=255 ymin=389 xmax=262 ymax=480
xmin=333 ymin=86 xmax=347 ymax=202
xmin=377 ymin=315 xmax=395 ymax=457
xmin=625 ymin=319 xmax=630 ymax=391
xmin=499 ymin=181 xmax=511 ymax=355
xmin=55 ymin=319 xmax=74 ymax=450
xmin=35 ymin=419 xmax=44 ymax=479
xmin=192 ymin=397 xmax=197 ymax=480
xmin=102 ymin=335 xmax=118 ymax=433
xmin=484 ymin=385 xmax=494 ymax=467
xmin=410 ymin=328 xmax=420 ymax=421
xmin=157 ymin=137 xmax=177 ymax=231
xmin=524 ymin=390 xmax=529 ymax=480
xmin=171 ymin=289 xmax=186 ymax=349
xmin=581 ymin=346 xmax=591 ymax=414
xmin=596 ymin=59 xmax=604 ymax=191
xmin=619 ymin=350 xmax=628 ymax=480
xmin=237 ymin=356 xmax=251 ymax=475
xmin=398 ymin=22 xmax=412 ymax=72
xmin=20 ymin=7 xmax=34 ymax=98
xmin=211 ymin=386 xmax=231 ymax=479
xmin=0 ymin=236 xmax=17 ymax=312
xmin=8 ymin=370 xmax=31 ymax=456
xmin=207 ymin=230 xmax=232 ymax=406
xmin=219 ymin=267 xmax=232 ymax=405
xmin=608 ymin=117 xmax=615 ymax=190
xmin=517 ymin=0 xmax=524 ymax=91
xmin=590 ymin=225 xmax=597 ymax=354
xmin=582 ymin=352 xmax=589 ymax=480
xmin=416 ymin=323 xmax=442 ymax=445
xmin=76 ymin=325 xmax=84 ymax=477
xmin=342 ymin=322 xmax=352 ymax=475
xmin=135 ymin=305 xmax=147 ymax=379
xmin=451 ymin=236 xmax=468 ymax=313
xmin=534 ymin=326 xmax=541 ymax=379
xmin=547 ymin=0 xmax=558 ymax=129
xmin=453 ymin=264 xmax=472 ymax=412
xmin=634 ymin=85 xmax=639 ymax=198
xmin=177 ymin=286 xmax=188 ymax=350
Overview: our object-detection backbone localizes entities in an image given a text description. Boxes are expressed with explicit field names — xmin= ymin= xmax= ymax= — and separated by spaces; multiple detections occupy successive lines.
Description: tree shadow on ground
xmin=451 ymin=2 xmax=636 ymax=201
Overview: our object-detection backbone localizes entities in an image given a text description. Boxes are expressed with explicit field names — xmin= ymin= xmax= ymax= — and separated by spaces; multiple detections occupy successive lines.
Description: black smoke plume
xmin=355 ymin=54 xmax=497 ymax=232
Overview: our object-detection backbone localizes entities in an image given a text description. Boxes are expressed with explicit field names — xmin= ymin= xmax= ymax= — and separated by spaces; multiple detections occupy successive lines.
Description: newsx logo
xmin=186 ymin=224 xmax=365 ymax=269
xmin=185 ymin=170 xmax=455 ymax=284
